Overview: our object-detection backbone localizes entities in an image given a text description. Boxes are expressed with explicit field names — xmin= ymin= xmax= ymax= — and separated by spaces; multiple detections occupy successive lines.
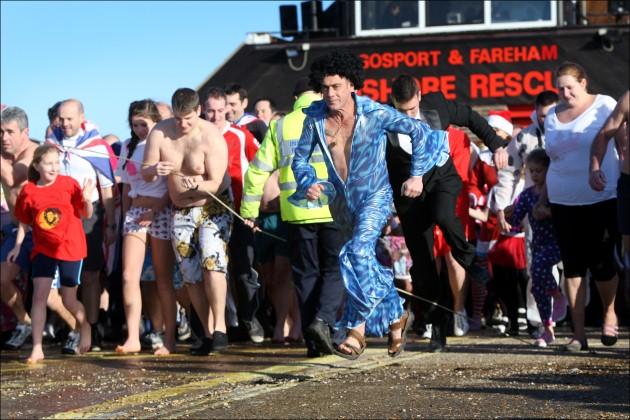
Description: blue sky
xmin=1 ymin=1 xmax=323 ymax=142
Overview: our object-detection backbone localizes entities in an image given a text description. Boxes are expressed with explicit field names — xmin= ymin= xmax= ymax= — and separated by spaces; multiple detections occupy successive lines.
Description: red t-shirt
xmin=223 ymin=124 xmax=259 ymax=212
xmin=14 ymin=175 xmax=87 ymax=261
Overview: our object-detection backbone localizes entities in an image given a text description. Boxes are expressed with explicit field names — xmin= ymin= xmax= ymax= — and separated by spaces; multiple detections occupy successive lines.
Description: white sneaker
xmin=62 ymin=331 xmax=80 ymax=354
xmin=5 ymin=324 xmax=32 ymax=350
xmin=177 ymin=309 xmax=191 ymax=342
xmin=517 ymin=308 xmax=528 ymax=331
xmin=243 ymin=318 xmax=264 ymax=344
xmin=422 ymin=324 xmax=432 ymax=339
xmin=453 ymin=310 xmax=469 ymax=337
xmin=141 ymin=331 xmax=164 ymax=350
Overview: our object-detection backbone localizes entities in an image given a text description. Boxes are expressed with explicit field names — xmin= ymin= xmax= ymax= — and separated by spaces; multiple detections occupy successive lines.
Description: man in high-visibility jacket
xmin=241 ymin=79 xmax=344 ymax=357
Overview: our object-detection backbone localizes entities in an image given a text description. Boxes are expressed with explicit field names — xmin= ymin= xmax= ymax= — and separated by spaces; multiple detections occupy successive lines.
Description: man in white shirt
xmin=225 ymin=84 xmax=268 ymax=143
xmin=48 ymin=99 xmax=116 ymax=352
xmin=254 ymin=98 xmax=276 ymax=126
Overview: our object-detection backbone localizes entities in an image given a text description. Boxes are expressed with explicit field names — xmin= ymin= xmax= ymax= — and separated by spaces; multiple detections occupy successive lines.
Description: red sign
xmin=357 ymin=43 xmax=561 ymax=103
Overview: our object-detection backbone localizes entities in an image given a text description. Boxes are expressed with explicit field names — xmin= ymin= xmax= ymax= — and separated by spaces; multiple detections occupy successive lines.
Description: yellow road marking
xmin=47 ymin=348 xmax=431 ymax=419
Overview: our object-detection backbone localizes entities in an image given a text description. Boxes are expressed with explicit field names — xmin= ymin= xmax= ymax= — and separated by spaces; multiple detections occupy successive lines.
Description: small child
xmin=8 ymin=144 xmax=94 ymax=363
xmin=467 ymin=141 xmax=499 ymax=330
xmin=505 ymin=149 xmax=563 ymax=347
xmin=377 ymin=214 xmax=412 ymax=283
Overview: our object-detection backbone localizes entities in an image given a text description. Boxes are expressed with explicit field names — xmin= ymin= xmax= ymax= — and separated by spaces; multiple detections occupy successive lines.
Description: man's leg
xmin=81 ymin=201 xmax=106 ymax=350
xmin=203 ymin=270 xmax=227 ymax=334
xmin=335 ymin=195 xmax=399 ymax=357
xmin=288 ymin=223 xmax=336 ymax=356
xmin=80 ymin=270 xmax=101 ymax=324
xmin=229 ymin=220 xmax=261 ymax=342
xmin=264 ymin=255 xmax=294 ymax=342
xmin=288 ymin=224 xmax=319 ymax=332
xmin=397 ymin=196 xmax=440 ymax=319
xmin=187 ymin=283 xmax=212 ymax=336
xmin=314 ymin=222 xmax=344 ymax=329
xmin=0 ymin=226 xmax=32 ymax=333
xmin=429 ymin=164 xmax=475 ymax=271
xmin=0 ymin=261 xmax=30 ymax=324
xmin=197 ymin=211 xmax=232 ymax=351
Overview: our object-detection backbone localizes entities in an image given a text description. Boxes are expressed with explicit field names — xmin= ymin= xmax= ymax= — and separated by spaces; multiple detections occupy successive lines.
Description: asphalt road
xmin=1 ymin=327 xmax=628 ymax=419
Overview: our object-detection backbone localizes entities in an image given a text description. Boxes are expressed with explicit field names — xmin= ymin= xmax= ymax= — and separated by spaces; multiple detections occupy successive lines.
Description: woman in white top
xmin=115 ymin=100 xmax=176 ymax=355
xmin=545 ymin=62 xmax=620 ymax=352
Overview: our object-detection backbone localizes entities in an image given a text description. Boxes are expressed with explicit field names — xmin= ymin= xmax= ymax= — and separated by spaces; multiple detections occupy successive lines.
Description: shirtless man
xmin=589 ymin=89 xmax=630 ymax=300
xmin=1 ymin=106 xmax=37 ymax=349
xmin=143 ymin=88 xmax=232 ymax=355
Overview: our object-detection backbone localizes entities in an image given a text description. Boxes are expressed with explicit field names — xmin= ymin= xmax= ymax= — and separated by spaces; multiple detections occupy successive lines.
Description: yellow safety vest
xmin=241 ymin=92 xmax=332 ymax=224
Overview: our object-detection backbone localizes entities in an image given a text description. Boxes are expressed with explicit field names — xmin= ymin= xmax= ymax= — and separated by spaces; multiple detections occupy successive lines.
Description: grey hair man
xmin=1 ymin=106 xmax=38 ymax=349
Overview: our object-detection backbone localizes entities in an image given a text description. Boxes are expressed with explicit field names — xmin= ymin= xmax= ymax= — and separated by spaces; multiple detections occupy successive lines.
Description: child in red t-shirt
xmin=7 ymin=144 xmax=94 ymax=363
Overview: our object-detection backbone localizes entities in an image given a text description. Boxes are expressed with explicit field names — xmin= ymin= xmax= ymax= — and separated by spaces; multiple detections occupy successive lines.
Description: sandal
xmin=388 ymin=310 xmax=414 ymax=357
xmin=601 ymin=324 xmax=619 ymax=346
xmin=334 ymin=329 xmax=366 ymax=360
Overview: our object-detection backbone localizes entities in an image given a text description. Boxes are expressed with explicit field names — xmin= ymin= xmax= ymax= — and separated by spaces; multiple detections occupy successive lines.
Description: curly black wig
xmin=308 ymin=50 xmax=364 ymax=93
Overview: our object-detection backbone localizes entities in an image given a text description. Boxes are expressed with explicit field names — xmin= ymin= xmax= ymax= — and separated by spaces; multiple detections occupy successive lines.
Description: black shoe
xmin=304 ymin=319 xmax=334 ymax=355
xmin=429 ymin=323 xmax=446 ymax=353
xmin=190 ymin=337 xmax=214 ymax=356
xmin=306 ymin=347 xmax=322 ymax=358
xmin=212 ymin=331 xmax=228 ymax=351
xmin=305 ymin=339 xmax=321 ymax=358
xmin=90 ymin=324 xmax=103 ymax=352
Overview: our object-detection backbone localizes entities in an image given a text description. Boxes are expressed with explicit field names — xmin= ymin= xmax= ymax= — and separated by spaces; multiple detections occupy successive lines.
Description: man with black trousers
xmin=387 ymin=74 xmax=509 ymax=352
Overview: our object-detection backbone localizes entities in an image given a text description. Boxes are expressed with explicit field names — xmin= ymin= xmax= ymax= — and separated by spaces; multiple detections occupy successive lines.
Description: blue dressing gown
xmin=289 ymin=94 xmax=448 ymax=337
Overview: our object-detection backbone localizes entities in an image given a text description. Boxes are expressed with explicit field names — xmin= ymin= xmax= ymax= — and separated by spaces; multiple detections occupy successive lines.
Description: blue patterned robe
xmin=289 ymin=94 xmax=448 ymax=336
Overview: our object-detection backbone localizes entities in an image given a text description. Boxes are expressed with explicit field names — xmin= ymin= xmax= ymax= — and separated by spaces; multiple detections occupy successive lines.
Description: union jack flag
xmin=45 ymin=121 xmax=117 ymax=183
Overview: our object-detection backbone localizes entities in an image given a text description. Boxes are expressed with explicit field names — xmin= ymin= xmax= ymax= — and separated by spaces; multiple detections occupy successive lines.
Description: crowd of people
xmin=1 ymin=51 xmax=627 ymax=364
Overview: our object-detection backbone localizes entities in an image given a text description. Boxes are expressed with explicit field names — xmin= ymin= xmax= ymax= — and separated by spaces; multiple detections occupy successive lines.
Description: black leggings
xmin=550 ymin=200 xmax=618 ymax=280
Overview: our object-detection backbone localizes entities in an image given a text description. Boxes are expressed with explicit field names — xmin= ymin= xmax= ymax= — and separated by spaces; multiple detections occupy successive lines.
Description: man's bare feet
xmin=26 ymin=348 xmax=45 ymax=364
xmin=154 ymin=337 xmax=176 ymax=356
xmin=115 ymin=341 xmax=141 ymax=354
xmin=153 ymin=345 xmax=174 ymax=356
xmin=78 ymin=323 xmax=91 ymax=354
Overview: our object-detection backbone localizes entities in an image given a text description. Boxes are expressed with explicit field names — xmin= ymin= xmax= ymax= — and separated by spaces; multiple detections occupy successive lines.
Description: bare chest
xmin=162 ymin=137 xmax=206 ymax=176
xmin=325 ymin=117 xmax=356 ymax=181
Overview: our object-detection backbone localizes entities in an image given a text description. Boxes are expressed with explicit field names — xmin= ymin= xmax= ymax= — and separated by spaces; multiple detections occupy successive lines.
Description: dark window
xmin=361 ymin=0 xmax=419 ymax=30
xmin=426 ymin=0 xmax=484 ymax=26
xmin=491 ymin=0 xmax=551 ymax=23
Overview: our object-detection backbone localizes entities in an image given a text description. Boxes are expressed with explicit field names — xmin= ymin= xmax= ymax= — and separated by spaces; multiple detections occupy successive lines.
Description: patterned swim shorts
xmin=171 ymin=192 xmax=233 ymax=284
xmin=124 ymin=206 xmax=172 ymax=241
